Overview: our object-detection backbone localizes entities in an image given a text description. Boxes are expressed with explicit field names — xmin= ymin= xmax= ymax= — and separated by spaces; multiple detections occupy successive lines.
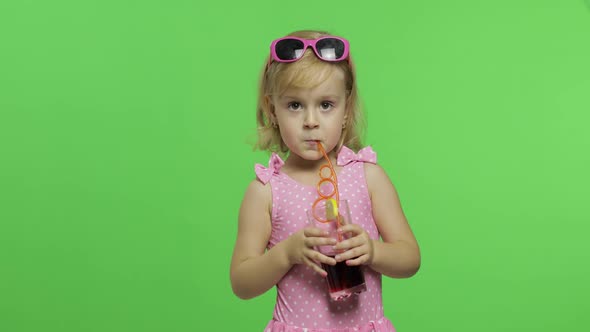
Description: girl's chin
xmin=290 ymin=149 xmax=324 ymax=161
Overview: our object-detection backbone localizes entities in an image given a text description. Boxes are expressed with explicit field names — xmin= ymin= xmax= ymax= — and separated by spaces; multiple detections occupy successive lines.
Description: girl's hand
xmin=285 ymin=227 xmax=337 ymax=276
xmin=333 ymin=224 xmax=374 ymax=266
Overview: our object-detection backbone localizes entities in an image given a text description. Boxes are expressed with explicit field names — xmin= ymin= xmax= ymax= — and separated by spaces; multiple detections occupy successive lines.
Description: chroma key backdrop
xmin=1 ymin=1 xmax=589 ymax=331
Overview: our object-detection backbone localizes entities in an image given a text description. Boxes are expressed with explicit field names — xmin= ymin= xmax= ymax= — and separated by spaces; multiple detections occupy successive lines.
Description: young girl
xmin=230 ymin=30 xmax=420 ymax=331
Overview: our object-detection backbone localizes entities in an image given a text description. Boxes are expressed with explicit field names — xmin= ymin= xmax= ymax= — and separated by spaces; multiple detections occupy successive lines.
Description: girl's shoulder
xmin=355 ymin=147 xmax=396 ymax=196
xmin=337 ymin=144 xmax=392 ymax=189
xmin=241 ymin=177 xmax=273 ymax=221
xmin=364 ymin=162 xmax=389 ymax=185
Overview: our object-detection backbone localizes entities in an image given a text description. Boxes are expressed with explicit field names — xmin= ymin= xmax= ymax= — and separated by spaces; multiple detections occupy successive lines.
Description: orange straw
xmin=311 ymin=143 xmax=343 ymax=236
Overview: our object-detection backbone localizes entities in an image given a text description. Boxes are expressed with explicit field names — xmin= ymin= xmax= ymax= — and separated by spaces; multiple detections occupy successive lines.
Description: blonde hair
xmin=255 ymin=30 xmax=365 ymax=156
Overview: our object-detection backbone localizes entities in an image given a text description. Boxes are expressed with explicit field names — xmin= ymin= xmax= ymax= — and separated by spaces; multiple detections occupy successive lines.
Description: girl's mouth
xmin=304 ymin=139 xmax=320 ymax=146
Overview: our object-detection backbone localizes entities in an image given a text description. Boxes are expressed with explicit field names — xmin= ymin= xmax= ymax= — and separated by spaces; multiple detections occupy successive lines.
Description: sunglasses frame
xmin=269 ymin=36 xmax=350 ymax=63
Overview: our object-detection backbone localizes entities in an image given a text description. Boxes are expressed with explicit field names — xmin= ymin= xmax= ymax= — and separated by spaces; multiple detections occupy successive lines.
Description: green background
xmin=1 ymin=1 xmax=589 ymax=331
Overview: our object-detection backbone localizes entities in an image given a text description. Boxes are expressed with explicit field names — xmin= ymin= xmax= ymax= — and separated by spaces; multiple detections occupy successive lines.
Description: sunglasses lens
xmin=316 ymin=38 xmax=346 ymax=60
xmin=275 ymin=39 xmax=305 ymax=61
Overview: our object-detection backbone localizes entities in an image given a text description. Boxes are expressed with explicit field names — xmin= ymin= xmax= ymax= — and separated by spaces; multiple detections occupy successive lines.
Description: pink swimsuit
xmin=255 ymin=146 xmax=396 ymax=332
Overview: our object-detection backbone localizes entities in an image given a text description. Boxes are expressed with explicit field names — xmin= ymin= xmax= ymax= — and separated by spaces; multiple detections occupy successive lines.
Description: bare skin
xmin=230 ymin=71 xmax=420 ymax=299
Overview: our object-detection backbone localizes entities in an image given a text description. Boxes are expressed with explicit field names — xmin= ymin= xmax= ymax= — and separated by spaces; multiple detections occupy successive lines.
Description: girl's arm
xmin=230 ymin=180 xmax=338 ymax=299
xmin=230 ymin=180 xmax=292 ymax=299
xmin=365 ymin=163 xmax=421 ymax=278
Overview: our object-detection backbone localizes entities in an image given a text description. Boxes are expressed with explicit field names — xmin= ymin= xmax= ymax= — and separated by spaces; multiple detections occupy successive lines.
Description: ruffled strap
xmin=336 ymin=146 xmax=377 ymax=166
xmin=255 ymin=152 xmax=285 ymax=184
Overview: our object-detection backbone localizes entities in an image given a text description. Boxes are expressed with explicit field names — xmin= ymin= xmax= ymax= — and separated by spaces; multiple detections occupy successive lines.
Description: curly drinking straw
xmin=312 ymin=142 xmax=343 ymax=241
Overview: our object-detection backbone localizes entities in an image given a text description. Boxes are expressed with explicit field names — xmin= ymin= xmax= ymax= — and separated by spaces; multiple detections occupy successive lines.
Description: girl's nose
xmin=303 ymin=110 xmax=319 ymax=128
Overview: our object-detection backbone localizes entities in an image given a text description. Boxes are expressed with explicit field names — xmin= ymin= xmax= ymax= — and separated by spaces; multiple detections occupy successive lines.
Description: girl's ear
xmin=343 ymin=106 xmax=349 ymax=127
xmin=266 ymin=95 xmax=274 ymax=110
xmin=264 ymin=95 xmax=278 ymax=126
xmin=345 ymin=91 xmax=353 ymax=118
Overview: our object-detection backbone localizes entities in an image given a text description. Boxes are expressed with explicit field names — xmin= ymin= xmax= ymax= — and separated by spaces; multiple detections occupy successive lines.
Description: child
xmin=230 ymin=30 xmax=421 ymax=331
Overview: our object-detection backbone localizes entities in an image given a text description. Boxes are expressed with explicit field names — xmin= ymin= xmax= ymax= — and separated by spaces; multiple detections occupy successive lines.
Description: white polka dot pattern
xmin=255 ymin=146 xmax=394 ymax=331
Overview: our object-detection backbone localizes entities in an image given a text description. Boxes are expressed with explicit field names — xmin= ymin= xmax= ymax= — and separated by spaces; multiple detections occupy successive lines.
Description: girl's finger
xmin=305 ymin=248 xmax=337 ymax=266
xmin=345 ymin=254 xmax=369 ymax=266
xmin=334 ymin=246 xmax=362 ymax=262
xmin=333 ymin=235 xmax=364 ymax=251
xmin=337 ymin=223 xmax=362 ymax=235
xmin=304 ymin=227 xmax=330 ymax=238
xmin=303 ymin=256 xmax=328 ymax=276
xmin=305 ymin=236 xmax=337 ymax=248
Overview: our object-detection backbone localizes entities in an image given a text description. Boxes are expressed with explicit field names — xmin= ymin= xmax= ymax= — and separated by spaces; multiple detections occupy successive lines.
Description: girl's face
xmin=271 ymin=69 xmax=347 ymax=162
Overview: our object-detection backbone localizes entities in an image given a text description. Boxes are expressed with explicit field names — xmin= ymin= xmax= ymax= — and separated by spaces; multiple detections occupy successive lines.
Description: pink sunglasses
xmin=269 ymin=36 xmax=350 ymax=63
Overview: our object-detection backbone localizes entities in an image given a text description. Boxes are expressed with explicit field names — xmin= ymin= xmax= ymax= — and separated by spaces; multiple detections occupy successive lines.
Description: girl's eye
xmin=287 ymin=102 xmax=302 ymax=111
xmin=320 ymin=102 xmax=334 ymax=111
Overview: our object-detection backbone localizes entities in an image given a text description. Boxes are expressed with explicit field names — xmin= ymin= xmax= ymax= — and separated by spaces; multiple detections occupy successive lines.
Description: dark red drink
xmin=321 ymin=257 xmax=366 ymax=301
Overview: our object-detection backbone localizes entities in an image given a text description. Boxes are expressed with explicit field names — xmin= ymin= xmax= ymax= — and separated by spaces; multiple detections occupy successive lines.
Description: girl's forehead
xmin=281 ymin=82 xmax=346 ymax=100
xmin=277 ymin=68 xmax=346 ymax=97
